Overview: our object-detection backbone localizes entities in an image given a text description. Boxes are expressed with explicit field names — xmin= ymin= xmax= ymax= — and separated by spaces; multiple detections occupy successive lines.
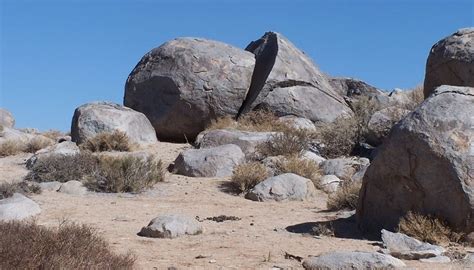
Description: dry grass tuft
xmin=86 ymin=155 xmax=164 ymax=193
xmin=25 ymin=136 xmax=53 ymax=153
xmin=276 ymin=156 xmax=321 ymax=188
xmin=327 ymin=181 xmax=362 ymax=211
xmin=0 ymin=220 xmax=135 ymax=269
xmin=0 ymin=140 xmax=26 ymax=157
xmin=231 ymin=161 xmax=269 ymax=193
xmin=404 ymin=85 xmax=425 ymax=110
xmin=81 ymin=131 xmax=133 ymax=152
xmin=398 ymin=212 xmax=462 ymax=245
xmin=0 ymin=181 xmax=41 ymax=199
xmin=258 ymin=128 xmax=316 ymax=158
xmin=25 ymin=152 xmax=99 ymax=183
xmin=207 ymin=110 xmax=289 ymax=132
xmin=42 ymin=130 xmax=65 ymax=141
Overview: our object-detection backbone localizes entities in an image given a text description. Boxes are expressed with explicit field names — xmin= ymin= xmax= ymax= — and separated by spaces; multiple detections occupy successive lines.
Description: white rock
xmin=138 ymin=214 xmax=203 ymax=238
xmin=0 ymin=193 xmax=41 ymax=221
xmin=302 ymin=251 xmax=406 ymax=270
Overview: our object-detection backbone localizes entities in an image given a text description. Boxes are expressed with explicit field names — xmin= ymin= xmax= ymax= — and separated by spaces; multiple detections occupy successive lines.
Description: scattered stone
xmin=173 ymin=144 xmax=244 ymax=177
xmin=71 ymin=101 xmax=158 ymax=145
xmin=358 ymin=86 xmax=474 ymax=233
xmin=424 ymin=28 xmax=474 ymax=98
xmin=320 ymin=157 xmax=369 ymax=181
xmin=38 ymin=181 xmax=62 ymax=192
xmin=0 ymin=193 xmax=41 ymax=221
xmin=319 ymin=175 xmax=342 ymax=193
xmin=380 ymin=229 xmax=445 ymax=260
xmin=302 ymin=251 xmax=405 ymax=270
xmin=196 ymin=129 xmax=276 ymax=156
xmin=246 ymin=173 xmax=316 ymax=202
xmin=58 ymin=180 xmax=88 ymax=195
xmin=138 ymin=214 xmax=203 ymax=238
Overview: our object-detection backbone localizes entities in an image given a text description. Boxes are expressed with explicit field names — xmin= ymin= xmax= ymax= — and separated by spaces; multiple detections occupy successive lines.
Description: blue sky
xmin=1 ymin=0 xmax=472 ymax=131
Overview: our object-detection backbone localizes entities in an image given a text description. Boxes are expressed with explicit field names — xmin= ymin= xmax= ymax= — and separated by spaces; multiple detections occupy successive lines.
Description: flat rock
xmin=0 ymin=193 xmax=41 ymax=221
xmin=38 ymin=181 xmax=62 ymax=192
xmin=173 ymin=144 xmax=244 ymax=177
xmin=381 ymin=229 xmax=445 ymax=260
xmin=246 ymin=173 xmax=316 ymax=202
xmin=138 ymin=214 xmax=203 ymax=238
xmin=302 ymin=251 xmax=405 ymax=270
xmin=58 ymin=180 xmax=88 ymax=195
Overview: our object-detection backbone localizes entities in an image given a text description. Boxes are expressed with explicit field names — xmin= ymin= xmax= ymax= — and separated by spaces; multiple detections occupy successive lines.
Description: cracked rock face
xmin=357 ymin=85 xmax=474 ymax=233
xmin=424 ymin=28 xmax=474 ymax=98
xmin=124 ymin=38 xmax=255 ymax=142
xmin=241 ymin=32 xmax=351 ymax=122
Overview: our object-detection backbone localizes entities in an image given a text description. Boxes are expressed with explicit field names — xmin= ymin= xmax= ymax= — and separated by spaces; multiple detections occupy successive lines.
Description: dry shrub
xmin=258 ymin=128 xmax=315 ymax=157
xmin=25 ymin=136 xmax=53 ymax=153
xmin=312 ymin=223 xmax=335 ymax=237
xmin=317 ymin=96 xmax=380 ymax=158
xmin=86 ymin=155 xmax=164 ymax=193
xmin=81 ymin=131 xmax=132 ymax=152
xmin=25 ymin=152 xmax=99 ymax=183
xmin=231 ymin=161 xmax=269 ymax=193
xmin=42 ymin=130 xmax=65 ymax=141
xmin=0 ymin=140 xmax=26 ymax=157
xmin=398 ymin=212 xmax=462 ymax=245
xmin=327 ymin=181 xmax=362 ymax=211
xmin=404 ymin=84 xmax=425 ymax=110
xmin=0 ymin=181 xmax=41 ymax=199
xmin=207 ymin=110 xmax=289 ymax=132
xmin=0 ymin=220 xmax=135 ymax=269
xmin=276 ymin=156 xmax=321 ymax=188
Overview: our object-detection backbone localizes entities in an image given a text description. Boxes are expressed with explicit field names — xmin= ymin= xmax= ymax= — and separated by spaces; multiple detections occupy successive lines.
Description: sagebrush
xmin=0 ymin=140 xmax=26 ymax=157
xmin=398 ymin=212 xmax=462 ymax=245
xmin=0 ymin=220 xmax=135 ymax=269
xmin=25 ymin=136 xmax=53 ymax=153
xmin=276 ymin=156 xmax=321 ymax=188
xmin=81 ymin=131 xmax=132 ymax=152
xmin=0 ymin=181 xmax=41 ymax=199
xmin=327 ymin=181 xmax=362 ymax=211
xmin=207 ymin=110 xmax=289 ymax=132
xmin=231 ymin=162 xmax=269 ymax=193
xmin=258 ymin=128 xmax=315 ymax=158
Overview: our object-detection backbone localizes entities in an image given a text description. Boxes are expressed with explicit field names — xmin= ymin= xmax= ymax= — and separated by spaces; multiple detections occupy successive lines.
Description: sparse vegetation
xmin=0 ymin=181 xmax=41 ymax=199
xmin=327 ymin=181 xmax=362 ymax=211
xmin=207 ymin=110 xmax=289 ymax=132
xmin=25 ymin=136 xmax=53 ymax=153
xmin=404 ymin=84 xmax=425 ymax=110
xmin=311 ymin=222 xmax=335 ymax=237
xmin=258 ymin=128 xmax=315 ymax=158
xmin=25 ymin=152 xmax=99 ymax=183
xmin=0 ymin=220 xmax=135 ymax=269
xmin=42 ymin=129 xmax=65 ymax=141
xmin=276 ymin=156 xmax=321 ymax=188
xmin=398 ymin=212 xmax=462 ymax=245
xmin=231 ymin=161 xmax=269 ymax=193
xmin=81 ymin=131 xmax=133 ymax=152
xmin=86 ymin=155 xmax=164 ymax=193
xmin=0 ymin=140 xmax=26 ymax=157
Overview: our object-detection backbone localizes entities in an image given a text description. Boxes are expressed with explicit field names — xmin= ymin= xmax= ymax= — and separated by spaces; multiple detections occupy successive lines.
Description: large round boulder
xmin=424 ymin=28 xmax=474 ymax=98
xmin=124 ymin=38 xmax=255 ymax=141
xmin=71 ymin=102 xmax=158 ymax=145
xmin=357 ymin=85 xmax=474 ymax=233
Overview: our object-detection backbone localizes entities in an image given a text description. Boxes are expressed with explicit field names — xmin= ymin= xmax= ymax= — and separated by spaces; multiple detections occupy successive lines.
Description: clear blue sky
xmin=1 ymin=0 xmax=472 ymax=131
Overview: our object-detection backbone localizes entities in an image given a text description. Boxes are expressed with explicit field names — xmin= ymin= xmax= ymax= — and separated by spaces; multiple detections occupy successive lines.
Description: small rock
xmin=301 ymin=151 xmax=326 ymax=165
xmin=58 ymin=180 xmax=88 ymax=195
xmin=320 ymin=157 xmax=369 ymax=181
xmin=0 ymin=193 xmax=41 ymax=221
xmin=278 ymin=116 xmax=316 ymax=131
xmin=419 ymin=256 xmax=451 ymax=263
xmin=381 ymin=229 xmax=445 ymax=260
xmin=38 ymin=181 xmax=62 ymax=192
xmin=246 ymin=173 xmax=316 ymax=202
xmin=319 ymin=175 xmax=342 ymax=193
xmin=138 ymin=214 xmax=203 ymax=238
xmin=302 ymin=251 xmax=405 ymax=270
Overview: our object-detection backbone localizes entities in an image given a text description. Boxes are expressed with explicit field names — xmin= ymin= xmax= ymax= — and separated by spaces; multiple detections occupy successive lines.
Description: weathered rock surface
xmin=0 ymin=127 xmax=36 ymax=143
xmin=357 ymin=85 xmax=474 ymax=233
xmin=58 ymin=180 xmax=88 ymax=195
xmin=196 ymin=129 xmax=276 ymax=156
xmin=71 ymin=102 xmax=158 ymax=145
xmin=0 ymin=108 xmax=15 ymax=128
xmin=173 ymin=144 xmax=244 ymax=177
xmin=26 ymin=141 xmax=80 ymax=169
xmin=38 ymin=181 xmax=62 ymax=192
xmin=124 ymin=38 xmax=255 ymax=141
xmin=320 ymin=157 xmax=370 ymax=182
xmin=301 ymin=151 xmax=326 ymax=165
xmin=380 ymin=229 xmax=445 ymax=260
xmin=138 ymin=214 xmax=203 ymax=238
xmin=424 ymin=28 xmax=474 ymax=98
xmin=0 ymin=193 xmax=41 ymax=221
xmin=366 ymin=106 xmax=410 ymax=146
xmin=239 ymin=32 xmax=351 ymax=123
xmin=246 ymin=173 xmax=316 ymax=202
xmin=319 ymin=175 xmax=342 ymax=193
xmin=302 ymin=251 xmax=406 ymax=270
xmin=278 ymin=115 xmax=316 ymax=131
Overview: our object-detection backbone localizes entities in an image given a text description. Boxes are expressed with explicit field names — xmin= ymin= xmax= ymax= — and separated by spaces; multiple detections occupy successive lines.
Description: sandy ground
xmin=1 ymin=142 xmax=473 ymax=269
